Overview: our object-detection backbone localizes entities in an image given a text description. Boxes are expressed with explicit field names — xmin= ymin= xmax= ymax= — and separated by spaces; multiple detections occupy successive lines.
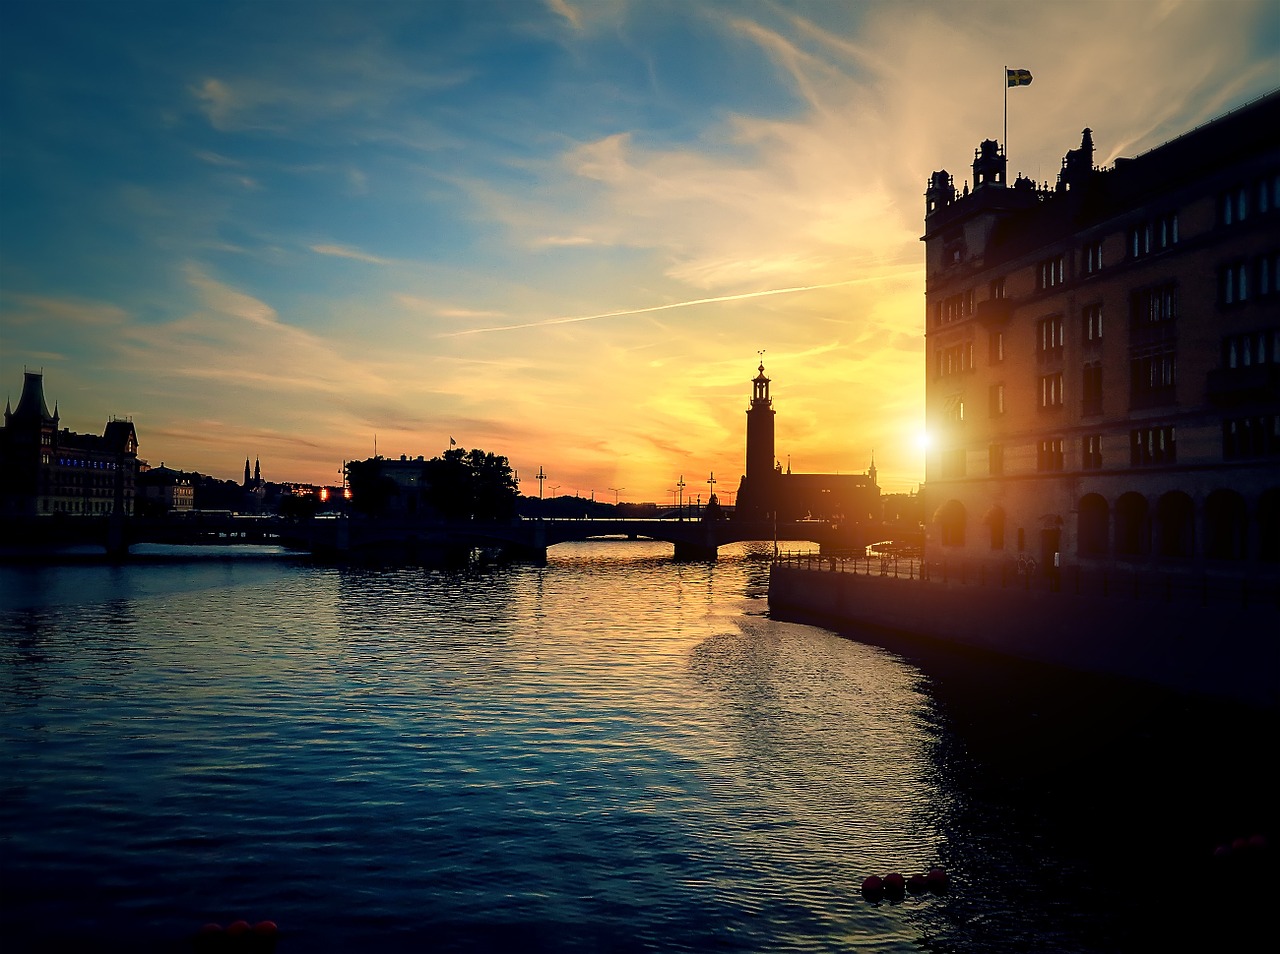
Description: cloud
xmin=546 ymin=0 xmax=582 ymax=32
xmin=309 ymin=244 xmax=394 ymax=265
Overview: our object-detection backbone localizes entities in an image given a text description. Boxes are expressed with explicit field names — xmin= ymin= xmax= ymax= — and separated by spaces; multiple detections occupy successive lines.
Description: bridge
xmin=1 ymin=512 xmax=864 ymax=563
xmin=298 ymin=514 xmax=860 ymax=562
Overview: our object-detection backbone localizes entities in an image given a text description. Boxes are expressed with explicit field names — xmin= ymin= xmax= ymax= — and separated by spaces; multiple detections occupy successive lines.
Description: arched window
xmin=1155 ymin=491 xmax=1195 ymax=558
xmin=935 ymin=499 xmax=966 ymax=547
xmin=1078 ymin=494 xmax=1109 ymax=557
xmin=1204 ymin=489 xmax=1248 ymax=560
xmin=1115 ymin=492 xmax=1149 ymax=557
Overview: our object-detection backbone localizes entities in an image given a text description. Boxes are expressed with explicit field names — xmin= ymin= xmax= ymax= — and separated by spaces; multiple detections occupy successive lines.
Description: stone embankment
xmin=768 ymin=553 xmax=1279 ymax=709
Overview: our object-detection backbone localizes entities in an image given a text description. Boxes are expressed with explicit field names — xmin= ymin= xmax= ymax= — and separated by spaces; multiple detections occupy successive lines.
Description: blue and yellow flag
xmin=1007 ymin=68 xmax=1033 ymax=88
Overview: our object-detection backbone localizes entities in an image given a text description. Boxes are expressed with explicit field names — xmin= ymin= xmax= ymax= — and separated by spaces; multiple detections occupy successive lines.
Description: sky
xmin=3 ymin=1 xmax=1278 ymax=501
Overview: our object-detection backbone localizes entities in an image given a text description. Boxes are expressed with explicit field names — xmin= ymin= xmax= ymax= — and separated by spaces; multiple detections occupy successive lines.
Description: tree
xmin=344 ymin=459 xmax=398 ymax=516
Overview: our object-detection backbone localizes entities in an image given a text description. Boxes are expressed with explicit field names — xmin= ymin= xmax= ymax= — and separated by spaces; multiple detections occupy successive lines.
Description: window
xmin=1083 ymin=303 xmax=1103 ymax=343
xmin=941 ymin=448 xmax=966 ymax=478
xmin=946 ymin=398 xmax=966 ymax=424
xmin=1156 ymin=213 xmax=1178 ymax=250
xmin=1130 ymin=282 xmax=1177 ymax=343
xmin=989 ymin=330 xmax=1005 ymax=364
xmin=1082 ymin=363 xmax=1103 ymax=415
xmin=1223 ymin=415 xmax=1280 ymax=459
xmin=1223 ymin=329 xmax=1280 ymax=368
xmin=989 ymin=276 xmax=1006 ymax=299
xmin=1082 ymin=434 xmax=1103 ymax=470
xmin=936 ymin=341 xmax=974 ymax=377
xmin=1039 ymin=372 xmax=1064 ymax=408
xmin=1260 ymin=251 xmax=1278 ymax=299
xmin=1084 ymin=240 xmax=1104 ymax=275
xmin=1037 ymin=255 xmax=1065 ymax=290
xmin=1220 ymin=260 xmax=1250 ymax=305
xmin=1037 ymin=315 xmax=1064 ymax=356
xmin=989 ymin=383 xmax=1005 ymax=417
xmin=941 ymin=290 xmax=974 ymax=323
xmin=1221 ymin=186 xmax=1248 ymax=226
xmin=1129 ymin=223 xmax=1151 ymax=258
xmin=1130 ymin=348 xmax=1176 ymax=408
xmin=989 ymin=443 xmax=1003 ymax=475
xmin=1037 ymin=438 xmax=1064 ymax=471
xmin=1131 ymin=426 xmax=1176 ymax=466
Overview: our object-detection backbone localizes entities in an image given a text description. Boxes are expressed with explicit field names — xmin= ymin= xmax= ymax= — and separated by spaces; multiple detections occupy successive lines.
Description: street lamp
xmin=608 ymin=487 xmax=624 ymax=506
xmin=536 ymin=465 xmax=546 ymax=499
xmin=677 ymin=474 xmax=686 ymax=520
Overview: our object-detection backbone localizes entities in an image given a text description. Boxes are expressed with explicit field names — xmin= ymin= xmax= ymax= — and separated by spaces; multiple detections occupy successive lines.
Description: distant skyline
xmin=3 ymin=1 xmax=1278 ymax=499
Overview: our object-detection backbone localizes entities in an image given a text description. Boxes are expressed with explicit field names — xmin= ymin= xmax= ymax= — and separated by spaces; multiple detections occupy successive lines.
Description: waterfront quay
xmin=769 ymin=551 xmax=1280 ymax=709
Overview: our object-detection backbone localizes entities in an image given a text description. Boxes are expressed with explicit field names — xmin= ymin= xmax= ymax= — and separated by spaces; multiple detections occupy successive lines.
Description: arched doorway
xmin=1155 ymin=491 xmax=1195 ymax=558
xmin=1115 ymin=492 xmax=1149 ymax=557
xmin=984 ymin=505 xmax=1005 ymax=550
xmin=1077 ymin=494 xmax=1109 ymax=557
xmin=1260 ymin=488 xmax=1280 ymax=562
xmin=1204 ymin=489 xmax=1248 ymax=560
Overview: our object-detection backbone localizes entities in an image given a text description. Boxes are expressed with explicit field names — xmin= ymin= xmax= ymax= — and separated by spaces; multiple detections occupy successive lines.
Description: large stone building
xmin=1 ymin=371 xmax=140 ymax=517
xmin=921 ymin=90 xmax=1279 ymax=576
xmin=735 ymin=361 xmax=879 ymax=526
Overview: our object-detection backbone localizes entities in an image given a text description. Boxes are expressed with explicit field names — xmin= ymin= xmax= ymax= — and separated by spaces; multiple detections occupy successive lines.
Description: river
xmin=0 ymin=541 xmax=1273 ymax=952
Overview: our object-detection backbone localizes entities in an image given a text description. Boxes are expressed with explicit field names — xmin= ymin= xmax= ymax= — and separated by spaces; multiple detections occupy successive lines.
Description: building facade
xmin=136 ymin=463 xmax=194 ymax=515
xmin=921 ymin=91 xmax=1280 ymax=576
xmin=1 ymin=371 xmax=140 ymax=517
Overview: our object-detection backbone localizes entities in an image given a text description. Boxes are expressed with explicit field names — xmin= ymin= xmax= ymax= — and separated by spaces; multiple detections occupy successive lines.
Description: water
xmin=0 ymin=541 xmax=1273 ymax=953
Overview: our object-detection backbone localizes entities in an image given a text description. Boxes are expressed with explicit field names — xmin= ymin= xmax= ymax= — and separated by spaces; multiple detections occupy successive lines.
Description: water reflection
xmin=0 ymin=543 xmax=1272 ymax=953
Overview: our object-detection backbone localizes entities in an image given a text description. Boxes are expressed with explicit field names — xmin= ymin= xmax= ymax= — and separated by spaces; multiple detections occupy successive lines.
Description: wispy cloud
xmin=440 ymin=270 xmax=917 ymax=337
xmin=309 ymin=244 xmax=394 ymax=265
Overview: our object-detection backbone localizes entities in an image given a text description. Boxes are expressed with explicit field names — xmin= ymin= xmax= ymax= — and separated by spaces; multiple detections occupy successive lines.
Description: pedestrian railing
xmin=771 ymin=549 xmax=1280 ymax=609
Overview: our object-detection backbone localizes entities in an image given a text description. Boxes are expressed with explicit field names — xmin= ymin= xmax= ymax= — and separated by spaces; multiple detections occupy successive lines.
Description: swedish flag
xmin=1007 ymin=68 xmax=1033 ymax=88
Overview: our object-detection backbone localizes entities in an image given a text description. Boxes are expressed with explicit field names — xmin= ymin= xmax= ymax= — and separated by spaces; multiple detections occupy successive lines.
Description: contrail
xmin=438 ymin=269 xmax=915 ymax=337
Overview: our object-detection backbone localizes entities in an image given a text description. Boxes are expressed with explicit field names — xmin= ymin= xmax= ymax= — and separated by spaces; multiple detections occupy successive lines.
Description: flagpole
xmin=1003 ymin=64 xmax=1008 ymax=166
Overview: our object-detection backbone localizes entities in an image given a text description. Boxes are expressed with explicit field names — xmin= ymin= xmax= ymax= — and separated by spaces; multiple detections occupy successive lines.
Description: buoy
xmin=907 ymin=873 xmax=928 ymax=894
xmin=227 ymin=920 xmax=252 ymax=936
xmin=253 ymin=920 xmax=279 ymax=935
xmin=925 ymin=867 xmax=950 ymax=892
xmin=861 ymin=875 xmax=884 ymax=899
xmin=198 ymin=923 xmax=223 ymax=934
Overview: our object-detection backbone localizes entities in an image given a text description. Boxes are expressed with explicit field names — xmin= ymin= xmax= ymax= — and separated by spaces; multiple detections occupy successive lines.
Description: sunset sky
xmin=3 ymin=1 xmax=1278 ymax=500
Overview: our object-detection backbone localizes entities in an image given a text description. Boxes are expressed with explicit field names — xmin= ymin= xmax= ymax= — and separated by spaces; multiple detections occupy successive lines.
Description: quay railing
xmin=771 ymin=549 xmax=1280 ymax=610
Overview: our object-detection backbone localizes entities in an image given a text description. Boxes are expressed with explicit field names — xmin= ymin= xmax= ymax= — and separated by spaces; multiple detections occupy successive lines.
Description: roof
xmin=10 ymin=371 xmax=56 ymax=424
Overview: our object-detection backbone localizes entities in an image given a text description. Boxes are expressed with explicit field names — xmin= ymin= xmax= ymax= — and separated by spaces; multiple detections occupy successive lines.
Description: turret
xmin=925 ymin=170 xmax=956 ymax=217
xmin=973 ymin=139 xmax=1007 ymax=190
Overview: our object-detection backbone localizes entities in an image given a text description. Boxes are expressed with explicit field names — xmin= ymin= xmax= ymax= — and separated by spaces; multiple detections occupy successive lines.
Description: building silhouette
xmin=921 ymin=90 xmax=1280 ymax=575
xmin=136 ymin=463 xmax=194 ymax=515
xmin=735 ymin=360 xmax=879 ymax=526
xmin=1 ymin=371 xmax=139 ymax=517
